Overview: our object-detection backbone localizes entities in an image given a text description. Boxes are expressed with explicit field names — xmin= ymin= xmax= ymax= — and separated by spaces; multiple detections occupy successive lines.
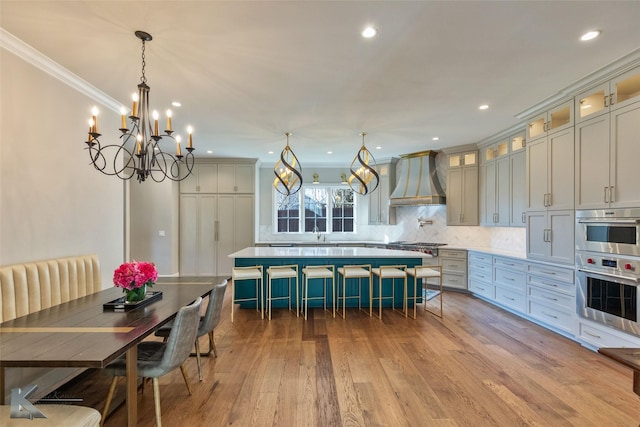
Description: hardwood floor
xmin=68 ymin=289 xmax=639 ymax=426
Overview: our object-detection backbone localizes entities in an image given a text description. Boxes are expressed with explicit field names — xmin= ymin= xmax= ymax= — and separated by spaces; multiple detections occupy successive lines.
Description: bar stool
xmin=336 ymin=264 xmax=371 ymax=319
xmin=267 ymin=264 xmax=299 ymax=320
xmin=371 ymin=265 xmax=407 ymax=319
xmin=231 ymin=265 xmax=264 ymax=322
xmin=302 ymin=265 xmax=335 ymax=319
xmin=406 ymin=265 xmax=443 ymax=319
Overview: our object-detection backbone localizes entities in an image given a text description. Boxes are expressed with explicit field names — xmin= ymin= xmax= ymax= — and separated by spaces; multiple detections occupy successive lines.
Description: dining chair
xmin=155 ymin=280 xmax=228 ymax=381
xmin=100 ymin=297 xmax=203 ymax=427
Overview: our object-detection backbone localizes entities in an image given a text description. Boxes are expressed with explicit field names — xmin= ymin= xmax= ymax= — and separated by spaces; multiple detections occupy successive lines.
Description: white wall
xmin=1 ymin=47 xmax=126 ymax=400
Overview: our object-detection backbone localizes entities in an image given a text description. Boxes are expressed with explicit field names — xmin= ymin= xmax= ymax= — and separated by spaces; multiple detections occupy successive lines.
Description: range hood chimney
xmin=389 ymin=150 xmax=446 ymax=206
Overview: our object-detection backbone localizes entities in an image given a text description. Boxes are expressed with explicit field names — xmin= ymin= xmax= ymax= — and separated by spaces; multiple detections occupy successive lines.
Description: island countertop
xmin=229 ymin=246 xmax=432 ymax=259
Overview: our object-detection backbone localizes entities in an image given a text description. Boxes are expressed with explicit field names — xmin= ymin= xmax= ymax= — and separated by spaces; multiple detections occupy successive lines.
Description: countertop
xmin=229 ymin=246 xmax=432 ymax=259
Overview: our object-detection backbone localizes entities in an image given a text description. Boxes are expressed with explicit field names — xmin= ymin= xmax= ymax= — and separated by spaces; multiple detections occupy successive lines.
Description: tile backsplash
xmin=259 ymin=204 xmax=526 ymax=252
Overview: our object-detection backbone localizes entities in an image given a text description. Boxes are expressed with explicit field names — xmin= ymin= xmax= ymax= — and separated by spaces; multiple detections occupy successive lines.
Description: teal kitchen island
xmin=229 ymin=246 xmax=432 ymax=311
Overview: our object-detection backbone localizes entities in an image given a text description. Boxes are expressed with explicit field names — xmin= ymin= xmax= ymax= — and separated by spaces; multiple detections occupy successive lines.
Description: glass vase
xmin=125 ymin=285 xmax=147 ymax=303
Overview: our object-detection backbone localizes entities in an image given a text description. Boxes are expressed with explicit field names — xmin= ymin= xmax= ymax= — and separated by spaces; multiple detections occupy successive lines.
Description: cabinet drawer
xmin=441 ymin=258 xmax=467 ymax=273
xmin=494 ymin=267 xmax=526 ymax=290
xmin=493 ymin=256 xmax=527 ymax=271
xmin=469 ymin=278 xmax=493 ymax=299
xmin=527 ymin=263 xmax=574 ymax=284
xmin=439 ymin=249 xmax=467 ymax=259
xmin=527 ymin=273 xmax=575 ymax=296
xmin=528 ymin=300 xmax=575 ymax=333
xmin=469 ymin=252 xmax=492 ymax=264
xmin=495 ymin=285 xmax=526 ymax=312
xmin=527 ymin=286 xmax=574 ymax=311
xmin=442 ymin=272 xmax=467 ymax=290
xmin=468 ymin=260 xmax=492 ymax=274
xmin=468 ymin=268 xmax=492 ymax=283
xmin=577 ymin=320 xmax=640 ymax=348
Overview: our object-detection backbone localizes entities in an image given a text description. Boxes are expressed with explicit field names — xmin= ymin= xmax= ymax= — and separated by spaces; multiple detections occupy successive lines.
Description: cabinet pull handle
xmin=609 ymin=93 xmax=615 ymax=106
xmin=543 ymin=229 xmax=548 ymax=242
xmin=214 ymin=221 xmax=219 ymax=241
xmin=585 ymin=331 xmax=601 ymax=339
xmin=542 ymin=311 xmax=558 ymax=319
xmin=505 ymin=296 xmax=515 ymax=301
xmin=542 ymin=294 xmax=558 ymax=301
xmin=547 ymin=229 xmax=552 ymax=242
xmin=540 ymin=281 xmax=558 ymax=287
xmin=506 ymin=277 xmax=515 ymax=281
xmin=522 ymin=212 xmax=526 ymax=223
xmin=603 ymin=94 xmax=609 ymax=108
xmin=547 ymin=193 xmax=551 ymax=207
xmin=604 ymin=187 xmax=609 ymax=203
xmin=609 ymin=186 xmax=615 ymax=203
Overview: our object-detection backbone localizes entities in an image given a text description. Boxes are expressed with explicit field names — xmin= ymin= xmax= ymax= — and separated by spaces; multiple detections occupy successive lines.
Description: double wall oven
xmin=576 ymin=209 xmax=640 ymax=337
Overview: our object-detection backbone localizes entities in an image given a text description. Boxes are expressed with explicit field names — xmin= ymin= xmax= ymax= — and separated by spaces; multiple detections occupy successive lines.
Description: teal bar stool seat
xmin=267 ymin=264 xmax=299 ymax=320
xmin=371 ymin=265 xmax=407 ymax=319
xmin=231 ymin=266 xmax=264 ymax=322
xmin=336 ymin=264 xmax=371 ymax=319
xmin=302 ymin=265 xmax=335 ymax=319
xmin=407 ymin=265 xmax=443 ymax=318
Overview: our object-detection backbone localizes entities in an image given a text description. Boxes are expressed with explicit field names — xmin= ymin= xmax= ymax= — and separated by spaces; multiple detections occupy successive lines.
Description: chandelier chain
xmin=140 ymin=39 xmax=147 ymax=83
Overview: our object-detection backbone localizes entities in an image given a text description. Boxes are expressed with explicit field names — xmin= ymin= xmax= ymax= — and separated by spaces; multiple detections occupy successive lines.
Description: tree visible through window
xmin=275 ymin=186 xmax=355 ymax=233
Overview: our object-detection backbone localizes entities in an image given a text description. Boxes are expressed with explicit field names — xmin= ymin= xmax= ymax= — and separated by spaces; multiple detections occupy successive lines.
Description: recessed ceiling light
xmin=375 ymin=146 xmax=382 ymax=150
xmin=580 ymin=30 xmax=601 ymax=41
xmin=478 ymin=104 xmax=490 ymax=110
xmin=171 ymin=101 xmax=181 ymax=107
xmin=207 ymin=150 xmax=213 ymax=154
xmin=432 ymin=137 xmax=439 ymax=141
xmin=362 ymin=26 xmax=377 ymax=38
xmin=268 ymin=151 xmax=274 ymax=154
xmin=327 ymin=151 xmax=333 ymax=154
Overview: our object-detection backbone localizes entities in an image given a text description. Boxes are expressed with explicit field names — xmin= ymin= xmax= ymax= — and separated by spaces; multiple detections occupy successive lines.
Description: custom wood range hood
xmin=389 ymin=150 xmax=446 ymax=206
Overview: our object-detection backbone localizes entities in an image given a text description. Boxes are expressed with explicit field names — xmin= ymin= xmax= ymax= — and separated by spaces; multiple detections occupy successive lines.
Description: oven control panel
xmin=577 ymin=252 xmax=640 ymax=277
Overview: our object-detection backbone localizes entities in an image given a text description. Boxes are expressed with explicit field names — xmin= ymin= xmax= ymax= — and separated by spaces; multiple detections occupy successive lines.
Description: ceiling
xmin=2 ymin=1 xmax=640 ymax=165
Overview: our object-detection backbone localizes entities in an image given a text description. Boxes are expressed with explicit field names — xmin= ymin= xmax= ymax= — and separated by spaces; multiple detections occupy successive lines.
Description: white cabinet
xmin=526 ymin=209 xmax=574 ymax=265
xmin=447 ymin=151 xmax=478 ymax=226
xmin=510 ymin=144 xmax=527 ymax=227
xmin=368 ymin=161 xmax=397 ymax=225
xmin=574 ymin=66 xmax=640 ymax=123
xmin=577 ymin=318 xmax=640 ymax=350
xmin=180 ymin=163 xmax=218 ymax=193
xmin=468 ymin=252 xmax=493 ymax=299
xmin=480 ymin=148 xmax=510 ymax=227
xmin=493 ymin=256 xmax=527 ymax=313
xmin=439 ymin=249 xmax=467 ymax=291
xmin=526 ymin=127 xmax=574 ymax=211
xmin=218 ymin=163 xmax=255 ymax=193
xmin=526 ymin=100 xmax=573 ymax=142
xmin=575 ymin=99 xmax=640 ymax=209
xmin=526 ymin=262 xmax=576 ymax=335
xmin=180 ymin=194 xmax=254 ymax=276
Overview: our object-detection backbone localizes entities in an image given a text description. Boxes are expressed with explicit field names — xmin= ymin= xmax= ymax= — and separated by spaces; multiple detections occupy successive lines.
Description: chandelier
xmin=85 ymin=31 xmax=195 ymax=183
xmin=348 ymin=132 xmax=379 ymax=195
xmin=273 ymin=132 xmax=303 ymax=196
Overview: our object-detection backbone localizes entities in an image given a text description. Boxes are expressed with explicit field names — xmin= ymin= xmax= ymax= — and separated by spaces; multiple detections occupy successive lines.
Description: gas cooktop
xmin=388 ymin=241 xmax=447 ymax=248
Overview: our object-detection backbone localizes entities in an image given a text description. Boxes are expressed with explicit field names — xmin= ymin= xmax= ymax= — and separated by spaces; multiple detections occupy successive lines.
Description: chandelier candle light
xmin=348 ymin=132 xmax=380 ymax=195
xmin=273 ymin=132 xmax=303 ymax=196
xmin=85 ymin=31 xmax=195 ymax=183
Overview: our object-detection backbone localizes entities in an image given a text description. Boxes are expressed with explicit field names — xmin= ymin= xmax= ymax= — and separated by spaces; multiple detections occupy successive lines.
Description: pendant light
xmin=348 ymin=132 xmax=379 ymax=195
xmin=273 ymin=132 xmax=303 ymax=196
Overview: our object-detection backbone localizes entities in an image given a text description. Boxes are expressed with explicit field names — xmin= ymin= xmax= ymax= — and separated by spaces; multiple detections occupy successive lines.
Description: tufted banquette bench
xmin=0 ymin=254 xmax=101 ymax=323
xmin=0 ymin=255 xmax=102 ymax=404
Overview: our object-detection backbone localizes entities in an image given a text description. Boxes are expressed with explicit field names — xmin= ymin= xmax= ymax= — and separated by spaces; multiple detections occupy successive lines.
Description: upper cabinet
xmin=575 ymin=66 xmax=640 ymax=123
xmin=218 ymin=163 xmax=255 ymax=193
xmin=447 ymin=151 xmax=478 ymax=226
xmin=526 ymin=101 xmax=573 ymax=142
xmin=181 ymin=161 xmax=255 ymax=194
xmin=180 ymin=163 xmax=218 ymax=193
xmin=368 ymin=160 xmax=397 ymax=225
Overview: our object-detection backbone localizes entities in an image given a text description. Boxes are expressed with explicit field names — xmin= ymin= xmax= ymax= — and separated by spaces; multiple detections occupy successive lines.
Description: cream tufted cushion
xmin=0 ymin=404 xmax=101 ymax=426
xmin=0 ymin=255 xmax=101 ymax=323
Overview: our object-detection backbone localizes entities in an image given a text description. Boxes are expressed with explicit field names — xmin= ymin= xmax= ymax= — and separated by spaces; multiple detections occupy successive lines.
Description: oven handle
xmin=578 ymin=267 xmax=640 ymax=284
xmin=577 ymin=219 xmax=640 ymax=225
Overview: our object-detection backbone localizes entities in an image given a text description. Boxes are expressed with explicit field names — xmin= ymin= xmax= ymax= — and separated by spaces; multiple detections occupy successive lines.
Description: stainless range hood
xmin=389 ymin=150 xmax=446 ymax=206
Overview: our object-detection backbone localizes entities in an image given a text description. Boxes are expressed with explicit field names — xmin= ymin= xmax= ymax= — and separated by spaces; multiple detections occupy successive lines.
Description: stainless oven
xmin=576 ymin=252 xmax=640 ymax=337
xmin=576 ymin=209 xmax=640 ymax=257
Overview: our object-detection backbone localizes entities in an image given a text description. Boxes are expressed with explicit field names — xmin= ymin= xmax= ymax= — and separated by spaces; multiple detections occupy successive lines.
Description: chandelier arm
xmin=273 ymin=145 xmax=303 ymax=196
xmin=357 ymin=149 xmax=380 ymax=193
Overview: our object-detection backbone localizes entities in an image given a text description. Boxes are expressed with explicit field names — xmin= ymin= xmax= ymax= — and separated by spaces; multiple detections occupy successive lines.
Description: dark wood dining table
xmin=0 ymin=276 xmax=228 ymax=427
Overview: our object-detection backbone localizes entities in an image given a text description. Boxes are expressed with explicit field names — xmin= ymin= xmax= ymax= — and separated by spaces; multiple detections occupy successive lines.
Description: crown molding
xmin=515 ymin=47 xmax=640 ymax=120
xmin=0 ymin=27 xmax=122 ymax=113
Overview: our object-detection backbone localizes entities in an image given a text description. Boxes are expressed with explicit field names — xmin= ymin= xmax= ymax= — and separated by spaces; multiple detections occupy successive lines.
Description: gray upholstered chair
xmin=100 ymin=297 xmax=202 ymax=427
xmin=155 ymin=280 xmax=228 ymax=381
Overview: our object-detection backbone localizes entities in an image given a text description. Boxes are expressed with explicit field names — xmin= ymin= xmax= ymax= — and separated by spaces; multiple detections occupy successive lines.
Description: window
xmin=275 ymin=186 xmax=355 ymax=233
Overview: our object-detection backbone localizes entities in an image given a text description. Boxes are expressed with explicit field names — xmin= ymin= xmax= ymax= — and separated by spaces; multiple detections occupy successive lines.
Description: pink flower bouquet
xmin=113 ymin=261 xmax=158 ymax=302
